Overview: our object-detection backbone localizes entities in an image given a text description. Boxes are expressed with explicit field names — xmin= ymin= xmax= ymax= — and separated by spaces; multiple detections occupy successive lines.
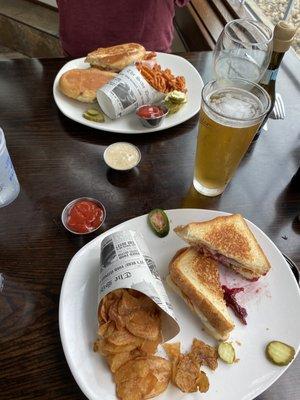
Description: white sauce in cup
xmin=103 ymin=142 xmax=141 ymax=170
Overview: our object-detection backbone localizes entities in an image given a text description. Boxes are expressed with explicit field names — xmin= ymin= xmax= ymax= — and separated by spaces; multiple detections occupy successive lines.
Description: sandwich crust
xmin=169 ymin=247 xmax=234 ymax=340
xmin=85 ymin=43 xmax=146 ymax=72
xmin=174 ymin=214 xmax=270 ymax=279
xmin=59 ymin=67 xmax=117 ymax=102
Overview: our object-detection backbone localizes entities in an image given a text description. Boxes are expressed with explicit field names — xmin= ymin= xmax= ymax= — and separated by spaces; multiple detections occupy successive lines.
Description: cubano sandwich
xmin=174 ymin=214 xmax=271 ymax=281
xmin=85 ymin=42 xmax=153 ymax=72
xmin=167 ymin=247 xmax=235 ymax=341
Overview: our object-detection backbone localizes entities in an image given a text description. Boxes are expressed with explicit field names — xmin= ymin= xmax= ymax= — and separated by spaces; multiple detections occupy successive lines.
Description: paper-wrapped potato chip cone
xmin=98 ymin=230 xmax=179 ymax=342
xmin=97 ymin=65 xmax=164 ymax=119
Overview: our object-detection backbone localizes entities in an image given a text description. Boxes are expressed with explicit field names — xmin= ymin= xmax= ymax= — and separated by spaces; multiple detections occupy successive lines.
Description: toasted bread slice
xmin=174 ymin=214 xmax=270 ymax=280
xmin=168 ymin=247 xmax=234 ymax=340
xmin=59 ymin=68 xmax=117 ymax=102
xmin=85 ymin=43 xmax=146 ymax=72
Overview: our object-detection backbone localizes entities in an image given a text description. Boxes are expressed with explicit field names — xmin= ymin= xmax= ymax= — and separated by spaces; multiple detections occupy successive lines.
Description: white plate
xmin=53 ymin=53 xmax=203 ymax=134
xmin=59 ymin=209 xmax=300 ymax=400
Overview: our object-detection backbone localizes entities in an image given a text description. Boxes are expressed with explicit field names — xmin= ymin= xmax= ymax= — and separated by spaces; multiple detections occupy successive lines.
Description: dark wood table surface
xmin=0 ymin=51 xmax=299 ymax=400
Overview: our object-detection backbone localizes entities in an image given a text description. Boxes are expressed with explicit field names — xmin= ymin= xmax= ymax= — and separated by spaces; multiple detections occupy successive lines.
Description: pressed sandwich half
xmin=174 ymin=214 xmax=271 ymax=280
xmin=167 ymin=247 xmax=234 ymax=340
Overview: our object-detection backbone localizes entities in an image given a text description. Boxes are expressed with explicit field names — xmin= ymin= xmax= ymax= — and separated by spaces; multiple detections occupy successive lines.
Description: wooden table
xmin=0 ymin=51 xmax=299 ymax=400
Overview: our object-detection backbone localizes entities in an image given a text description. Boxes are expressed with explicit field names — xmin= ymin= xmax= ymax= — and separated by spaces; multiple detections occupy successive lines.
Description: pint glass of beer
xmin=193 ymin=79 xmax=270 ymax=196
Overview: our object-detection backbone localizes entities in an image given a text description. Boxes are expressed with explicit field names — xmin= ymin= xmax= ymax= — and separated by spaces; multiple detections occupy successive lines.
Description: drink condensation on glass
xmin=193 ymin=79 xmax=270 ymax=197
xmin=0 ymin=128 xmax=20 ymax=207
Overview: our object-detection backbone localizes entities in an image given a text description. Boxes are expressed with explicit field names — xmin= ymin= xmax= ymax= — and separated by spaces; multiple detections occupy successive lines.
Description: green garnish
xmin=83 ymin=109 xmax=105 ymax=122
xmin=266 ymin=341 xmax=295 ymax=366
xmin=163 ymin=90 xmax=187 ymax=115
xmin=218 ymin=342 xmax=236 ymax=364
xmin=148 ymin=209 xmax=170 ymax=238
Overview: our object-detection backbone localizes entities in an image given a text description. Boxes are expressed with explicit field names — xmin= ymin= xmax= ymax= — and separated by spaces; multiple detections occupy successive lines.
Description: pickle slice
xmin=83 ymin=110 xmax=105 ymax=122
xmin=266 ymin=341 xmax=295 ymax=366
xmin=86 ymin=108 xmax=101 ymax=116
xmin=165 ymin=90 xmax=187 ymax=105
xmin=218 ymin=342 xmax=235 ymax=364
xmin=148 ymin=209 xmax=170 ymax=238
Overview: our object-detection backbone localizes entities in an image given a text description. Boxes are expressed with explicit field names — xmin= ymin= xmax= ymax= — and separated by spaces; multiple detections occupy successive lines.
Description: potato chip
xmin=140 ymin=332 xmax=162 ymax=355
xmin=98 ymin=320 xmax=116 ymax=338
xmin=107 ymin=328 xmax=137 ymax=346
xmin=93 ymin=339 xmax=100 ymax=353
xmin=163 ymin=342 xmax=181 ymax=381
xmin=97 ymin=338 xmax=139 ymax=356
xmin=116 ymin=373 xmax=157 ymax=400
xmin=108 ymin=299 xmax=125 ymax=330
xmin=145 ymin=356 xmax=171 ymax=398
xmin=114 ymin=357 xmax=150 ymax=384
xmin=125 ymin=310 xmax=160 ymax=340
xmin=163 ymin=342 xmax=181 ymax=362
xmin=191 ymin=338 xmax=218 ymax=370
xmin=118 ymin=290 xmax=141 ymax=316
xmin=106 ymin=289 xmax=124 ymax=301
xmin=106 ymin=351 xmax=132 ymax=373
xmin=173 ymin=354 xmax=199 ymax=393
xmin=98 ymin=301 xmax=108 ymax=323
xmin=116 ymin=378 xmax=143 ymax=400
xmin=196 ymin=370 xmax=209 ymax=393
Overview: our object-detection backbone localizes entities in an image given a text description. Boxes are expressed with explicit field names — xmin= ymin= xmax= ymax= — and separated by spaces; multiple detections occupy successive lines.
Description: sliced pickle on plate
xmin=148 ymin=209 xmax=170 ymax=238
xmin=83 ymin=109 xmax=105 ymax=122
xmin=218 ymin=342 xmax=235 ymax=364
xmin=266 ymin=341 xmax=295 ymax=366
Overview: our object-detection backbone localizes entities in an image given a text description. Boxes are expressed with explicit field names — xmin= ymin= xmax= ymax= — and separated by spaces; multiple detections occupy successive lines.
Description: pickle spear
xmin=148 ymin=209 xmax=170 ymax=238
xmin=218 ymin=342 xmax=236 ymax=364
xmin=266 ymin=341 xmax=295 ymax=366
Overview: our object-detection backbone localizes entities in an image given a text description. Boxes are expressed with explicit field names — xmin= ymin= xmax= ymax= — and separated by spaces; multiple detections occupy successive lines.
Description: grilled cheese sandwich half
xmin=174 ymin=214 xmax=270 ymax=280
xmin=168 ymin=247 xmax=234 ymax=340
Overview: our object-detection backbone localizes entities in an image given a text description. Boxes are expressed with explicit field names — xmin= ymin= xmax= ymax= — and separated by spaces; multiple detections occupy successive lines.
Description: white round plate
xmin=59 ymin=209 xmax=300 ymax=400
xmin=53 ymin=53 xmax=203 ymax=134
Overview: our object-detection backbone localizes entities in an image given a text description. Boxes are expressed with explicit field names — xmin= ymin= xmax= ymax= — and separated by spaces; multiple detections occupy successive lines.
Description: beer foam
xmin=206 ymin=87 xmax=264 ymax=127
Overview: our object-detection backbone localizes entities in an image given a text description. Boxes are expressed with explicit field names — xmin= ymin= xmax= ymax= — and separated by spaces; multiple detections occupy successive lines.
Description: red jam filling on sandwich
xmin=222 ymin=286 xmax=248 ymax=325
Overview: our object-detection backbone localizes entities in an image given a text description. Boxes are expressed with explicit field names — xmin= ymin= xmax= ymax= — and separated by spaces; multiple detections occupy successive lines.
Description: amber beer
xmin=193 ymin=80 xmax=270 ymax=196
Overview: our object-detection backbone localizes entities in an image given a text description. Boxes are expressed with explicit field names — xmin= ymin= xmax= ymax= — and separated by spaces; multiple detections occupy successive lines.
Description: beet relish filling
xmin=222 ymin=286 xmax=248 ymax=325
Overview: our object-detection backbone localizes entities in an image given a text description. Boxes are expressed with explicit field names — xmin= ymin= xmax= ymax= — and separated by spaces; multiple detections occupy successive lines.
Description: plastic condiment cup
xmin=103 ymin=142 xmax=141 ymax=171
xmin=61 ymin=197 xmax=106 ymax=235
xmin=136 ymin=104 xmax=169 ymax=128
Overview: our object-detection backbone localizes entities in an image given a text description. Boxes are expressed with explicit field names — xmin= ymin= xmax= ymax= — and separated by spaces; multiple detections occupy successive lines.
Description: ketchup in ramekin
xmin=62 ymin=197 xmax=106 ymax=234
xmin=136 ymin=104 xmax=168 ymax=128
xmin=137 ymin=105 xmax=165 ymax=119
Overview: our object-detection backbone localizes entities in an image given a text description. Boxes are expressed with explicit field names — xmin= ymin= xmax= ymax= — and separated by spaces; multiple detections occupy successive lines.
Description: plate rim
xmin=59 ymin=208 xmax=300 ymax=400
xmin=53 ymin=53 xmax=204 ymax=134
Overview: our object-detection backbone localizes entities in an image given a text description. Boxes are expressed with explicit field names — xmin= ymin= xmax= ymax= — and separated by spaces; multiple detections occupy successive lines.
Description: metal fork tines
xmin=270 ymin=93 xmax=286 ymax=120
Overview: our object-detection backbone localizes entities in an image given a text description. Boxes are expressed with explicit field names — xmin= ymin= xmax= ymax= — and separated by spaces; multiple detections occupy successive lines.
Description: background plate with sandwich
xmin=53 ymin=49 xmax=203 ymax=134
xmin=59 ymin=209 xmax=300 ymax=400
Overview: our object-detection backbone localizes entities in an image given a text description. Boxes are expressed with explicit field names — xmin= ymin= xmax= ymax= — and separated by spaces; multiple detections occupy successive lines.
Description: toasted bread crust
xmin=174 ymin=214 xmax=271 ymax=278
xmin=169 ymin=247 xmax=234 ymax=339
xmin=85 ymin=43 xmax=146 ymax=72
xmin=59 ymin=67 xmax=116 ymax=102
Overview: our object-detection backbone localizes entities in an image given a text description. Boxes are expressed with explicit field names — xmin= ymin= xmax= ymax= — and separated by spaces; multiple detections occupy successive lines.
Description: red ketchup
xmin=137 ymin=105 xmax=164 ymax=119
xmin=67 ymin=200 xmax=104 ymax=233
xmin=222 ymin=286 xmax=248 ymax=325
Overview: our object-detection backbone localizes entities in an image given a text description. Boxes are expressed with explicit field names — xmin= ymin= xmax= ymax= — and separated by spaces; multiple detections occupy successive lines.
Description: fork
xmin=270 ymin=93 xmax=286 ymax=119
